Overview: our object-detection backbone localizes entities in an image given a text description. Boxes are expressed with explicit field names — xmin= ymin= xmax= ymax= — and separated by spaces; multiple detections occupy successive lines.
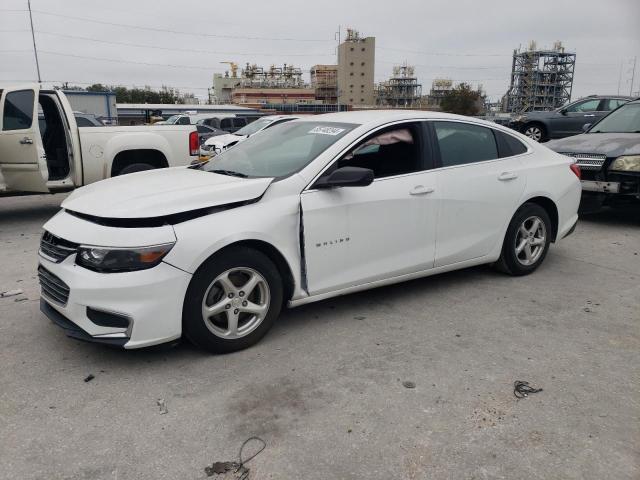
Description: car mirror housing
xmin=314 ymin=166 xmax=374 ymax=189
xmin=560 ymin=108 xmax=568 ymax=115
xmin=582 ymin=123 xmax=592 ymax=132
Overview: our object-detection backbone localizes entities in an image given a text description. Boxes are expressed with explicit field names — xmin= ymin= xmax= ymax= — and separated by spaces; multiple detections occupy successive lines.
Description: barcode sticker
xmin=308 ymin=126 xmax=345 ymax=136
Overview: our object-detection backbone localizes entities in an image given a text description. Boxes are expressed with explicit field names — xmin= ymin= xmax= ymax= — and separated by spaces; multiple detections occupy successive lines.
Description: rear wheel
xmin=118 ymin=163 xmax=154 ymax=175
xmin=495 ymin=203 xmax=552 ymax=276
xmin=523 ymin=123 xmax=547 ymax=142
xmin=183 ymin=247 xmax=283 ymax=353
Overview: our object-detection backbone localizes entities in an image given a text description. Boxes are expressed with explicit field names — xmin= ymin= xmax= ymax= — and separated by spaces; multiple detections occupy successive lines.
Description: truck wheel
xmin=523 ymin=123 xmax=547 ymax=142
xmin=118 ymin=163 xmax=154 ymax=175
xmin=183 ymin=246 xmax=283 ymax=354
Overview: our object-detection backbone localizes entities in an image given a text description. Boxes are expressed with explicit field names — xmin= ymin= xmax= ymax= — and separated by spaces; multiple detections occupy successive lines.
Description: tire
xmin=182 ymin=246 xmax=283 ymax=353
xmin=522 ymin=123 xmax=547 ymax=142
xmin=118 ymin=163 xmax=154 ymax=175
xmin=495 ymin=203 xmax=552 ymax=276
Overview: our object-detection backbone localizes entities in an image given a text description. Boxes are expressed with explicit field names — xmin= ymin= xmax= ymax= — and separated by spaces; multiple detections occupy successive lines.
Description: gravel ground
xmin=1 ymin=193 xmax=638 ymax=480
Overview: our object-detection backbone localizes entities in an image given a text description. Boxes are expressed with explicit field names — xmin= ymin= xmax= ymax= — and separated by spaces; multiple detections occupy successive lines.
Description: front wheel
xmin=183 ymin=247 xmax=283 ymax=353
xmin=495 ymin=203 xmax=552 ymax=276
xmin=523 ymin=123 xmax=547 ymax=142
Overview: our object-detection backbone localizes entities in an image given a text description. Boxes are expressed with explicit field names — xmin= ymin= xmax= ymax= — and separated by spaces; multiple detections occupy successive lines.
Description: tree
xmin=440 ymin=83 xmax=484 ymax=116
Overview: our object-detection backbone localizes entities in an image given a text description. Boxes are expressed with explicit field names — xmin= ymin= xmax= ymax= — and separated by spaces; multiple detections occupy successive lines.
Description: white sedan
xmin=200 ymin=115 xmax=300 ymax=157
xmin=38 ymin=111 xmax=581 ymax=352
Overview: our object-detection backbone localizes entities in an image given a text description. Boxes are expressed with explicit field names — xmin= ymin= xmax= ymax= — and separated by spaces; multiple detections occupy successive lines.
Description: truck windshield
xmin=590 ymin=103 xmax=640 ymax=133
xmin=200 ymin=122 xmax=356 ymax=179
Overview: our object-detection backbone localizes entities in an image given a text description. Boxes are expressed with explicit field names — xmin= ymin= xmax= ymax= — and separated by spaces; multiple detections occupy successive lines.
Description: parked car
xmin=198 ymin=116 xmax=248 ymax=133
xmin=546 ymin=98 xmax=640 ymax=210
xmin=201 ymin=115 xmax=300 ymax=157
xmin=509 ymin=95 xmax=632 ymax=142
xmin=38 ymin=111 xmax=580 ymax=352
xmin=159 ymin=113 xmax=237 ymax=127
xmin=196 ymin=124 xmax=226 ymax=145
xmin=0 ymin=85 xmax=199 ymax=194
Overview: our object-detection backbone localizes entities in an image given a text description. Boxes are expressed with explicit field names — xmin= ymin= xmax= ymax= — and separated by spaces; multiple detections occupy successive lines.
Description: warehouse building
xmin=62 ymin=90 xmax=118 ymax=124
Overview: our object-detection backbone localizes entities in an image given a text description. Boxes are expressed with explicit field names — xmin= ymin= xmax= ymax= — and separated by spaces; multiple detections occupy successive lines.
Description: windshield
xmin=164 ymin=115 xmax=180 ymax=125
xmin=590 ymin=103 xmax=640 ymax=133
xmin=234 ymin=118 xmax=275 ymax=136
xmin=201 ymin=121 xmax=356 ymax=178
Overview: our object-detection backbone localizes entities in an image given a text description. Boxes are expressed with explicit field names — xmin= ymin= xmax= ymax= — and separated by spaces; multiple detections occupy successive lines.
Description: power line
xmin=31 ymin=10 xmax=332 ymax=42
xmin=33 ymin=30 xmax=334 ymax=57
xmin=377 ymin=46 xmax=510 ymax=57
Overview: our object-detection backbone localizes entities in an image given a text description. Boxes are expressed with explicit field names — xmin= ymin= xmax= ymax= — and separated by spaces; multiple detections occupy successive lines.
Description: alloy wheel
xmin=201 ymin=267 xmax=270 ymax=339
xmin=514 ymin=215 xmax=547 ymax=266
xmin=524 ymin=126 xmax=543 ymax=142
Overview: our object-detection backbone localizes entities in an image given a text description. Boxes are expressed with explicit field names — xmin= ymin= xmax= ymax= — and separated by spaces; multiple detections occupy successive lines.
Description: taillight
xmin=570 ymin=163 xmax=581 ymax=179
xmin=189 ymin=131 xmax=199 ymax=156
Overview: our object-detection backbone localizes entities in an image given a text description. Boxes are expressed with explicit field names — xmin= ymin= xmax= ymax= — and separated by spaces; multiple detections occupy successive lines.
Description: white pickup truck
xmin=0 ymin=84 xmax=199 ymax=194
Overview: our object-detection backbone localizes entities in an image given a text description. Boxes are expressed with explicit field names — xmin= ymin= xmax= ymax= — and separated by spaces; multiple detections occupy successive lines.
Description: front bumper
xmin=39 ymin=255 xmax=192 ymax=349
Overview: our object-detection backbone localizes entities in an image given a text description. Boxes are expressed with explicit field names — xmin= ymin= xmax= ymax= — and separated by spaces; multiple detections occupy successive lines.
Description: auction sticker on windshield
xmin=308 ymin=126 xmax=346 ymax=135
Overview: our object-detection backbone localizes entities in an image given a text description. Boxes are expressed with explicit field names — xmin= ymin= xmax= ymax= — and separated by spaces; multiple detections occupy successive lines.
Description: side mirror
xmin=582 ymin=123 xmax=592 ymax=133
xmin=559 ymin=108 xmax=568 ymax=116
xmin=314 ymin=166 xmax=374 ymax=189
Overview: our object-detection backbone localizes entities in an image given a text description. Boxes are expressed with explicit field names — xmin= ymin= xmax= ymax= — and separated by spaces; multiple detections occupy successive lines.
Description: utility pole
xmin=27 ymin=0 xmax=41 ymax=83
xmin=335 ymin=25 xmax=341 ymax=111
xmin=617 ymin=61 xmax=623 ymax=95
xmin=630 ymin=56 xmax=637 ymax=97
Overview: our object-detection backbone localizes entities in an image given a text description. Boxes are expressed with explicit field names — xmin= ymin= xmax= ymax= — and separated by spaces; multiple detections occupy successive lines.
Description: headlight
xmin=609 ymin=155 xmax=640 ymax=172
xmin=76 ymin=243 xmax=174 ymax=272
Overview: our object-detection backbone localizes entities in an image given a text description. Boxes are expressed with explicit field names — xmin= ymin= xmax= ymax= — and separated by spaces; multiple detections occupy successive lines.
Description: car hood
xmin=62 ymin=167 xmax=273 ymax=219
xmin=204 ymin=133 xmax=246 ymax=147
xmin=546 ymin=133 xmax=640 ymax=157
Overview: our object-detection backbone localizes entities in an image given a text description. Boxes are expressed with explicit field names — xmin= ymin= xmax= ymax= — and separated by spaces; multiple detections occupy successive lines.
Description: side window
xmin=434 ymin=122 xmax=498 ymax=167
xmin=604 ymin=99 xmax=628 ymax=111
xmin=196 ymin=125 xmax=208 ymax=133
xmin=220 ymin=118 xmax=233 ymax=129
xmin=336 ymin=123 xmax=423 ymax=179
xmin=233 ymin=118 xmax=247 ymax=128
xmin=566 ymin=99 xmax=600 ymax=113
xmin=3 ymin=89 xmax=35 ymax=131
xmin=75 ymin=117 xmax=94 ymax=127
xmin=494 ymin=130 xmax=528 ymax=158
xmin=177 ymin=116 xmax=190 ymax=125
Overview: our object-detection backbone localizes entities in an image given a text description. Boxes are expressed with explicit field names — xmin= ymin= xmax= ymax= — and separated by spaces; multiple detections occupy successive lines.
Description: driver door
xmin=550 ymin=98 xmax=601 ymax=137
xmin=0 ymin=85 xmax=49 ymax=193
xmin=300 ymin=121 xmax=438 ymax=295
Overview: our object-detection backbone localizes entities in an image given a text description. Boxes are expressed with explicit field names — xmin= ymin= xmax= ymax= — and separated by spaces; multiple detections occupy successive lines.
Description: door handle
xmin=583 ymin=114 xmax=596 ymax=117
xmin=498 ymin=172 xmax=518 ymax=181
xmin=19 ymin=137 xmax=33 ymax=145
xmin=409 ymin=185 xmax=435 ymax=195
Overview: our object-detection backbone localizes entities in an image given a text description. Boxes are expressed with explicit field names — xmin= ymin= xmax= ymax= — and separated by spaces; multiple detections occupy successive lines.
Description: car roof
xmin=294 ymin=110 xmax=486 ymax=127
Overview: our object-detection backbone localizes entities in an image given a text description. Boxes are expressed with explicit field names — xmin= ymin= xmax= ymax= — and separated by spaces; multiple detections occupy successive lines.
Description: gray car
xmin=546 ymin=98 xmax=640 ymax=210
xmin=509 ymin=95 xmax=632 ymax=142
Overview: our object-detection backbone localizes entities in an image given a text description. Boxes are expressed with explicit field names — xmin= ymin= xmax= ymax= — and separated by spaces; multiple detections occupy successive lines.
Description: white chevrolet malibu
xmin=38 ymin=111 xmax=581 ymax=353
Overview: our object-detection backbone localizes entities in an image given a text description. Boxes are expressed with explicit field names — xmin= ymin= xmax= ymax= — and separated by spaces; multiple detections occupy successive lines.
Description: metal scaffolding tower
xmin=506 ymin=41 xmax=576 ymax=113
xmin=376 ymin=64 xmax=422 ymax=108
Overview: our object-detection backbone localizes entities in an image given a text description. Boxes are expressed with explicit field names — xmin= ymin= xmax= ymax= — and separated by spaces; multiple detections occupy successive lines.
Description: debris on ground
xmin=157 ymin=398 xmax=168 ymax=415
xmin=204 ymin=436 xmax=266 ymax=480
xmin=403 ymin=381 xmax=416 ymax=389
xmin=0 ymin=289 xmax=23 ymax=298
xmin=14 ymin=297 xmax=28 ymax=302
xmin=84 ymin=374 xmax=95 ymax=383
xmin=513 ymin=380 xmax=543 ymax=398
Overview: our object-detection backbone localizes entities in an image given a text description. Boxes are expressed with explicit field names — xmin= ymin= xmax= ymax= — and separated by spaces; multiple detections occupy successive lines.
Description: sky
xmin=1 ymin=0 xmax=639 ymax=103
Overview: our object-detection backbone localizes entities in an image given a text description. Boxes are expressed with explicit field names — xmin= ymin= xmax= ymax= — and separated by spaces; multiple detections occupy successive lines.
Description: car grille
xmin=38 ymin=265 xmax=70 ymax=306
xmin=561 ymin=153 xmax=607 ymax=171
xmin=39 ymin=231 xmax=78 ymax=263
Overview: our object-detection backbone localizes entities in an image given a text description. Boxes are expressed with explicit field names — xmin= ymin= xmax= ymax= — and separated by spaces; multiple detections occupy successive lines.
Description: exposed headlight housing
xmin=76 ymin=243 xmax=174 ymax=272
xmin=609 ymin=155 xmax=640 ymax=172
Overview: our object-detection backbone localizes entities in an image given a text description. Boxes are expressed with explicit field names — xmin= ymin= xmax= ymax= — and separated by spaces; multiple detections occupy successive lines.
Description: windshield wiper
xmin=210 ymin=169 xmax=248 ymax=178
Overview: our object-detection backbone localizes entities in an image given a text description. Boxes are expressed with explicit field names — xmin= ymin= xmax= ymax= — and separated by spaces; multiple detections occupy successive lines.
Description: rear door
xmin=431 ymin=121 xmax=527 ymax=267
xmin=0 ymin=85 xmax=49 ymax=192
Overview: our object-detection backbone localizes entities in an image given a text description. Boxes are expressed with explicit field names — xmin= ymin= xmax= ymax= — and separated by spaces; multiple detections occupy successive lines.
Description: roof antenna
xmin=27 ymin=0 xmax=42 ymax=83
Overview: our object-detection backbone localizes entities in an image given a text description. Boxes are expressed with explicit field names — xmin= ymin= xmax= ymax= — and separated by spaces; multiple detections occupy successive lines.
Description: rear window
xmin=233 ymin=118 xmax=247 ymax=128
xmin=3 ymin=89 xmax=35 ymax=131
xmin=434 ymin=121 xmax=499 ymax=167
xmin=494 ymin=130 xmax=528 ymax=157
